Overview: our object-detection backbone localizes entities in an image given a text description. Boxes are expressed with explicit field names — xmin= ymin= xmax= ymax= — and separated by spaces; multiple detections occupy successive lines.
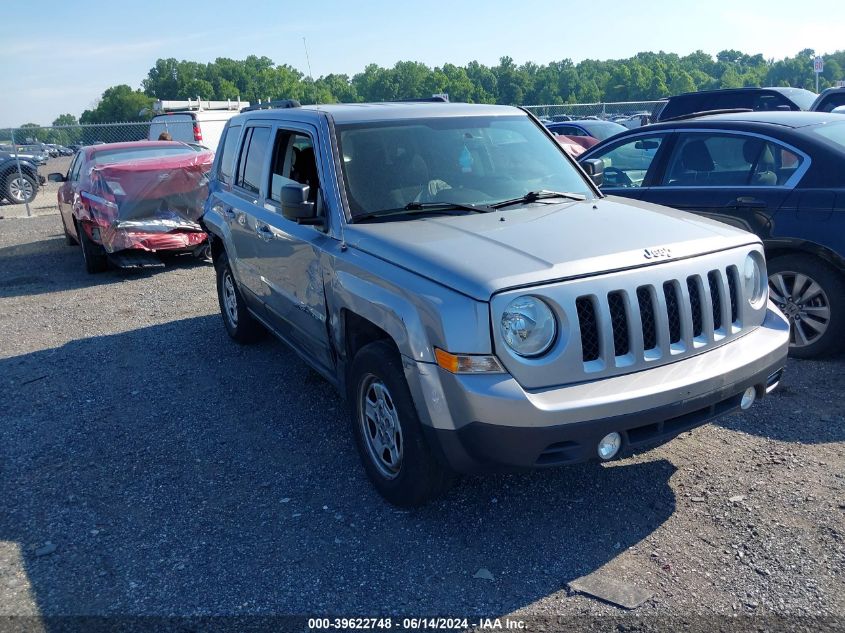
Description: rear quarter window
xmin=217 ymin=124 xmax=242 ymax=185
xmin=235 ymin=127 xmax=271 ymax=195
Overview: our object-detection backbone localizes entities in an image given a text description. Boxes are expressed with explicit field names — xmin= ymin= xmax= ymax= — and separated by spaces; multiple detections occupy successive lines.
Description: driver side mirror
xmin=280 ymin=183 xmax=324 ymax=227
xmin=47 ymin=172 xmax=66 ymax=183
xmin=581 ymin=158 xmax=604 ymax=187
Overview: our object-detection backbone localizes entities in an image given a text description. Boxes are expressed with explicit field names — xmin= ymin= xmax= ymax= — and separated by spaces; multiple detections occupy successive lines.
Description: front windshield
xmin=810 ymin=120 xmax=845 ymax=150
xmin=580 ymin=120 xmax=627 ymax=141
xmin=337 ymin=115 xmax=594 ymax=218
xmin=92 ymin=146 xmax=197 ymax=165
xmin=775 ymin=88 xmax=818 ymax=111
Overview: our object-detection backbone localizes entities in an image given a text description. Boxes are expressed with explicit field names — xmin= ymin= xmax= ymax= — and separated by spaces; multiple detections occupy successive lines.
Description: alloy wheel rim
xmin=769 ymin=270 xmax=830 ymax=348
xmin=9 ymin=177 xmax=33 ymax=203
xmin=222 ymin=271 xmax=238 ymax=327
xmin=358 ymin=375 xmax=403 ymax=479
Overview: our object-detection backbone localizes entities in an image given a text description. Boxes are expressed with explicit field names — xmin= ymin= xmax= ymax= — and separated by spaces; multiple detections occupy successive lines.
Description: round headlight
xmin=500 ymin=296 xmax=557 ymax=357
xmin=742 ymin=252 xmax=767 ymax=308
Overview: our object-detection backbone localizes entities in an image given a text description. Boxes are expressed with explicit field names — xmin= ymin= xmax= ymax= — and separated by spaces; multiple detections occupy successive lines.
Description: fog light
xmin=597 ymin=432 xmax=622 ymax=460
xmin=740 ymin=387 xmax=756 ymax=410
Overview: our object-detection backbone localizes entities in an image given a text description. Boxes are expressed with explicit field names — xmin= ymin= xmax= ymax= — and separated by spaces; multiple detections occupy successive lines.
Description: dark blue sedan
xmin=579 ymin=111 xmax=845 ymax=358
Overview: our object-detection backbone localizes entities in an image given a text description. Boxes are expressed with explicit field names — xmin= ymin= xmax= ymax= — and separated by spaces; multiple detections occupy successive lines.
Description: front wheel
xmin=5 ymin=173 xmax=37 ymax=204
xmin=348 ymin=341 xmax=453 ymax=507
xmin=768 ymin=254 xmax=845 ymax=358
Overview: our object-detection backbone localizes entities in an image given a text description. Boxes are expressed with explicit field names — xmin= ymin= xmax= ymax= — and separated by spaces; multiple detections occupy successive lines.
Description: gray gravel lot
xmin=0 ymin=214 xmax=843 ymax=629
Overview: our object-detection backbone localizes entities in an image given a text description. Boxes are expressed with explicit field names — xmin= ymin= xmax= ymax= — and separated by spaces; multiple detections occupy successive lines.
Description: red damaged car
xmin=49 ymin=141 xmax=214 ymax=273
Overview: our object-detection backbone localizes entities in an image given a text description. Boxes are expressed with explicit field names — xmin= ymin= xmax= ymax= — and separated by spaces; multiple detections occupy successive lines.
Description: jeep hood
xmin=343 ymin=196 xmax=759 ymax=301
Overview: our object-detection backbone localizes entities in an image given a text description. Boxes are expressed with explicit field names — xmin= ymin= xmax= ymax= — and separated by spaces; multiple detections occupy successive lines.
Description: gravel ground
xmin=0 ymin=215 xmax=843 ymax=631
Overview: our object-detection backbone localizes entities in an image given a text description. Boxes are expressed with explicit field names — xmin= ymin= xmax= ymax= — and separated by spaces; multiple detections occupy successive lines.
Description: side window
xmin=816 ymin=93 xmax=845 ymax=113
xmin=268 ymin=129 xmax=320 ymax=207
xmin=70 ymin=154 xmax=84 ymax=181
xmin=217 ymin=124 xmax=242 ymax=185
xmin=235 ymin=126 xmax=271 ymax=195
xmin=593 ymin=134 xmax=665 ymax=188
xmin=662 ymin=133 xmax=799 ymax=187
xmin=753 ymin=93 xmax=791 ymax=111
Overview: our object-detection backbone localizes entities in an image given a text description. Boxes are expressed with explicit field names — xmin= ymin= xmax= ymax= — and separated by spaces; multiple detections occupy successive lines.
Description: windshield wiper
xmin=491 ymin=190 xmax=586 ymax=210
xmin=354 ymin=200 xmax=494 ymax=223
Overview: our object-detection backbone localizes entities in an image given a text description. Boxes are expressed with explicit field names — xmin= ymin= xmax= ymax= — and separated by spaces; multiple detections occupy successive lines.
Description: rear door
xmin=226 ymin=124 xmax=273 ymax=301
xmin=149 ymin=113 xmax=195 ymax=143
xmin=641 ymin=130 xmax=805 ymax=237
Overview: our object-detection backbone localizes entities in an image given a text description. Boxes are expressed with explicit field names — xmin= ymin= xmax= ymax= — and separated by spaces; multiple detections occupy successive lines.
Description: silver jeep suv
xmin=202 ymin=100 xmax=789 ymax=506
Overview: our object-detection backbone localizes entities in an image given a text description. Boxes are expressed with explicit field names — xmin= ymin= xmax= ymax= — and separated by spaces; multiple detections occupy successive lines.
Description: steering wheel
xmin=603 ymin=167 xmax=634 ymax=188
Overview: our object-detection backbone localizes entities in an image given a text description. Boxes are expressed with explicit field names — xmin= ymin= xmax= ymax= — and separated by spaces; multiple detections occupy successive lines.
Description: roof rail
xmin=152 ymin=97 xmax=249 ymax=112
xmin=387 ymin=96 xmax=450 ymax=103
xmin=660 ymin=108 xmax=754 ymax=122
xmin=241 ymin=99 xmax=302 ymax=112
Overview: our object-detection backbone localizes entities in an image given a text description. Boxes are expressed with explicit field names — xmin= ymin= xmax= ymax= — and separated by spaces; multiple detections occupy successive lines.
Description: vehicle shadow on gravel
xmin=0 ymin=316 xmax=677 ymax=618
xmin=715 ymin=357 xmax=845 ymax=444
xmin=0 ymin=234 xmax=209 ymax=299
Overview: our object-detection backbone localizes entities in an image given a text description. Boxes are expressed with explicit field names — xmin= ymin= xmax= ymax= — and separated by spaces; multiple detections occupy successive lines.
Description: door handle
xmin=212 ymin=202 xmax=235 ymax=219
xmin=256 ymin=224 xmax=274 ymax=241
xmin=728 ymin=197 xmax=767 ymax=209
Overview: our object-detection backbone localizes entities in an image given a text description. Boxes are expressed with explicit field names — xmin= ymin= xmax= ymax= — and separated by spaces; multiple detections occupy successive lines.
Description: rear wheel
xmin=215 ymin=252 xmax=265 ymax=343
xmin=348 ymin=340 xmax=453 ymax=507
xmin=768 ymin=254 xmax=845 ymax=358
xmin=77 ymin=220 xmax=108 ymax=274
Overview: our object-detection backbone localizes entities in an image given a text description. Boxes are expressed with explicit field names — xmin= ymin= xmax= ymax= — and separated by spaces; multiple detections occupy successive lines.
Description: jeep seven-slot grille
xmin=576 ymin=267 xmax=741 ymax=364
xmin=576 ymin=297 xmax=600 ymax=362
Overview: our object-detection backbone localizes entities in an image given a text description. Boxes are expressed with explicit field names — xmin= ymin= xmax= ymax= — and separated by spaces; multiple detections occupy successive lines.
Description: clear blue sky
xmin=2 ymin=0 xmax=842 ymax=127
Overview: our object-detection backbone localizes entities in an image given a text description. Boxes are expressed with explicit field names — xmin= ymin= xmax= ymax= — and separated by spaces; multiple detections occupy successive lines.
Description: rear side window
xmin=662 ymin=133 xmax=803 ymax=187
xmin=815 ymin=93 xmax=845 ymax=113
xmin=235 ymin=127 xmax=271 ymax=195
xmin=217 ymin=124 xmax=242 ymax=185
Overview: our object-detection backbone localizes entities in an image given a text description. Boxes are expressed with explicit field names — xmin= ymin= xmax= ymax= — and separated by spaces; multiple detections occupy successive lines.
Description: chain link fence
xmin=523 ymin=100 xmax=664 ymax=125
xmin=1 ymin=101 xmax=663 ymax=214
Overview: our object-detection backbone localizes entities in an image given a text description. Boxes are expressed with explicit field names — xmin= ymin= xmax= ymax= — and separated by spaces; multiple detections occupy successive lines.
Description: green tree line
xmin=14 ymin=48 xmax=845 ymax=129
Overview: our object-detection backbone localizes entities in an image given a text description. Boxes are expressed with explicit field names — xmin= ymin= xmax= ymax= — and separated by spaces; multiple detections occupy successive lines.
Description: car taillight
xmin=193 ymin=122 xmax=202 ymax=142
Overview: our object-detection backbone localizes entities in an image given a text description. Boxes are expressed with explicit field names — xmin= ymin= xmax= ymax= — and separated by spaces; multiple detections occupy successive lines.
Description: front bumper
xmin=406 ymin=305 xmax=789 ymax=473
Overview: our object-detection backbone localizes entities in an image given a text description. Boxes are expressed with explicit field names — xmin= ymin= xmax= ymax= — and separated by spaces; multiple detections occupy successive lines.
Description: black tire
xmin=214 ymin=252 xmax=265 ymax=343
xmin=4 ymin=172 xmax=37 ymax=204
xmin=348 ymin=340 xmax=453 ymax=507
xmin=77 ymin=220 xmax=108 ymax=274
xmin=768 ymin=254 xmax=845 ymax=358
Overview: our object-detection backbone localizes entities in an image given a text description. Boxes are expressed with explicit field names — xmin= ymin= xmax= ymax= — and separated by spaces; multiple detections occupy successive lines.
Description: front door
xmin=250 ymin=124 xmax=334 ymax=373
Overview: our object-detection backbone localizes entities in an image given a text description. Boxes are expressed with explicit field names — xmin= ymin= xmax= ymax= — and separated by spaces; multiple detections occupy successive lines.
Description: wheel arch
xmin=764 ymin=238 xmax=845 ymax=279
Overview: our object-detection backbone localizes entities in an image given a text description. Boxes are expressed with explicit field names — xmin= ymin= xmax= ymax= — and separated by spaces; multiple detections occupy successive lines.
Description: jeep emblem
xmin=644 ymin=247 xmax=672 ymax=260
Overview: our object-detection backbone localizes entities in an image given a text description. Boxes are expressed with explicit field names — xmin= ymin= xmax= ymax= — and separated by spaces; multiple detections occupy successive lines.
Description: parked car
xmin=0 ymin=144 xmax=48 ymax=165
xmin=0 ymin=151 xmax=43 ymax=204
xmin=545 ymin=119 xmax=627 ymax=142
xmin=811 ymin=87 xmax=845 ymax=113
xmin=48 ymin=141 xmax=214 ymax=273
xmin=579 ymin=111 xmax=845 ymax=357
xmin=654 ymin=87 xmax=818 ymax=121
xmin=201 ymin=100 xmax=788 ymax=506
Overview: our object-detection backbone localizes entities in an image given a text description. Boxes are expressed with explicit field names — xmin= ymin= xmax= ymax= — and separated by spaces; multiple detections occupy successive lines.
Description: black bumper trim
xmin=426 ymin=359 xmax=785 ymax=474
